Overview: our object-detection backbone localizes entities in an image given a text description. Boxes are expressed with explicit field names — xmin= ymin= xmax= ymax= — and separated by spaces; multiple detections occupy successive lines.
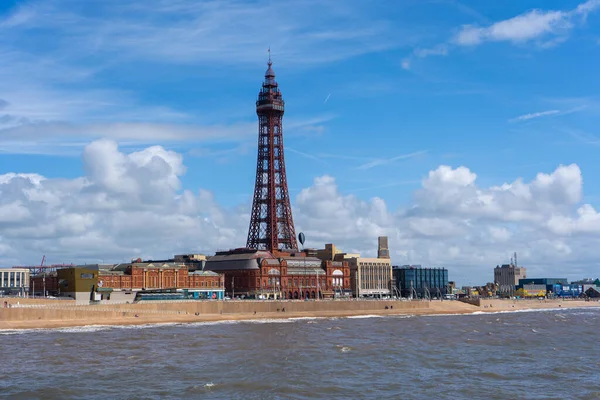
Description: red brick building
xmin=205 ymin=248 xmax=352 ymax=299
xmin=98 ymin=262 xmax=224 ymax=292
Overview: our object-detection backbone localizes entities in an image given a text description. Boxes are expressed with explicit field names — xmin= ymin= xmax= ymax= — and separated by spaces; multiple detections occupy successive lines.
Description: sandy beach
xmin=1 ymin=298 xmax=599 ymax=330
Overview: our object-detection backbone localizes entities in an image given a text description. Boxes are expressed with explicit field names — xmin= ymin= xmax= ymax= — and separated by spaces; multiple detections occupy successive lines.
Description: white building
xmin=0 ymin=268 xmax=30 ymax=296
xmin=347 ymin=257 xmax=393 ymax=298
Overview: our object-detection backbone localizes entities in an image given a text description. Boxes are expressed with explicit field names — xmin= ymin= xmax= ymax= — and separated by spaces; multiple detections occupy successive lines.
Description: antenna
xmin=514 ymin=252 xmax=518 ymax=268
xmin=268 ymin=47 xmax=271 ymax=63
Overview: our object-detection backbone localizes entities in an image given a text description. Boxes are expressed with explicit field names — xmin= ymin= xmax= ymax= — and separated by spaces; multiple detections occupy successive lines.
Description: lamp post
xmin=316 ymin=268 xmax=320 ymax=301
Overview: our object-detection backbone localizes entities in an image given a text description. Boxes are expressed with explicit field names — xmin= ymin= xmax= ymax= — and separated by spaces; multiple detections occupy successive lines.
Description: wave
xmin=422 ymin=306 xmax=600 ymax=318
xmin=2 ymin=306 xmax=596 ymax=335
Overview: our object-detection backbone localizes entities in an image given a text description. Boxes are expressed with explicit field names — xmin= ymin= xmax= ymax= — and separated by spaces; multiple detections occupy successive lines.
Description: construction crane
xmin=12 ymin=255 xmax=75 ymax=275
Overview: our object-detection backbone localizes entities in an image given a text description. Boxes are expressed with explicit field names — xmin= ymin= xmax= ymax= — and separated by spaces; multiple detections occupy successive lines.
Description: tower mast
xmin=246 ymin=54 xmax=298 ymax=252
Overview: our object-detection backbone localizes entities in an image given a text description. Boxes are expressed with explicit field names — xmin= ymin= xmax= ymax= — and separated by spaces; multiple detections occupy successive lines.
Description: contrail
xmin=324 ymin=93 xmax=331 ymax=104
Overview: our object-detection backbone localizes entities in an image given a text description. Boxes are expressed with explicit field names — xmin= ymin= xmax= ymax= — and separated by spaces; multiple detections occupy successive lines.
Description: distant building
xmin=571 ymin=278 xmax=600 ymax=294
xmin=30 ymin=272 xmax=59 ymax=297
xmin=393 ymin=265 xmax=449 ymax=299
xmin=205 ymin=248 xmax=351 ymax=299
xmin=0 ymin=268 xmax=30 ymax=296
xmin=316 ymin=244 xmax=359 ymax=262
xmin=315 ymin=241 xmax=393 ymax=298
xmin=346 ymin=257 xmax=393 ymax=298
xmin=95 ymin=261 xmax=224 ymax=303
xmin=57 ymin=267 xmax=99 ymax=304
xmin=584 ymin=286 xmax=600 ymax=298
xmin=494 ymin=264 xmax=527 ymax=294
xmin=516 ymin=278 xmax=577 ymax=297
xmin=30 ymin=261 xmax=225 ymax=304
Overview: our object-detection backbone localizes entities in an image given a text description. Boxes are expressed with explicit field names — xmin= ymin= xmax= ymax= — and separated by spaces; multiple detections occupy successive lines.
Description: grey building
xmin=494 ymin=264 xmax=527 ymax=295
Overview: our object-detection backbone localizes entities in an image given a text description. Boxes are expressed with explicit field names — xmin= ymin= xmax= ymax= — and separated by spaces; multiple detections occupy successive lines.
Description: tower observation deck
xmin=246 ymin=56 xmax=298 ymax=252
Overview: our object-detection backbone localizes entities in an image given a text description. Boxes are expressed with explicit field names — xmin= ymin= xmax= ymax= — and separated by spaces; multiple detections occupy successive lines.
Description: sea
xmin=1 ymin=307 xmax=600 ymax=399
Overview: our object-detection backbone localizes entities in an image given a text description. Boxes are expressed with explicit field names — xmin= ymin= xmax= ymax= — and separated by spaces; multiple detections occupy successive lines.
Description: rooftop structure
xmin=377 ymin=236 xmax=390 ymax=259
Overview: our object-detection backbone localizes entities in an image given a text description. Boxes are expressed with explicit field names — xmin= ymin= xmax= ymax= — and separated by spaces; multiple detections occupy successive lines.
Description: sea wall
xmin=478 ymin=298 xmax=571 ymax=310
xmin=2 ymin=297 xmax=76 ymax=306
xmin=0 ymin=299 xmax=430 ymax=322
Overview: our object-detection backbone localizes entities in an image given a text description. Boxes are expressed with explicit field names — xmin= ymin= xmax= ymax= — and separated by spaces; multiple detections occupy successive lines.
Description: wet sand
xmin=1 ymin=298 xmax=599 ymax=330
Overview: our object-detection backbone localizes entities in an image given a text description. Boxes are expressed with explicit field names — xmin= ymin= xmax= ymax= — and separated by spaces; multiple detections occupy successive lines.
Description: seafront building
xmin=0 ymin=268 xmax=30 ymax=296
xmin=313 ymin=238 xmax=393 ymax=298
xmin=494 ymin=263 xmax=527 ymax=295
xmin=393 ymin=265 xmax=449 ymax=299
xmin=28 ymin=257 xmax=224 ymax=304
xmin=205 ymin=248 xmax=351 ymax=299
xmin=515 ymin=278 xmax=580 ymax=298
xmin=346 ymin=257 xmax=393 ymax=298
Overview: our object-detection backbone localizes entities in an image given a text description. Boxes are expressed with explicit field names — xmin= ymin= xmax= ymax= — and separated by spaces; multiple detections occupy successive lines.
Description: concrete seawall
xmin=459 ymin=297 xmax=592 ymax=309
xmin=1 ymin=300 xmax=430 ymax=323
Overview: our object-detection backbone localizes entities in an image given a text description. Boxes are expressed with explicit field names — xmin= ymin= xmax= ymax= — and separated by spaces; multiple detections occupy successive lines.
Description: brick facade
xmin=98 ymin=263 xmax=223 ymax=291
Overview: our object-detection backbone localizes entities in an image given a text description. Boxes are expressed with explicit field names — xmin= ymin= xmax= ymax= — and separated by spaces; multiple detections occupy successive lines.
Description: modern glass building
xmin=392 ymin=265 xmax=449 ymax=299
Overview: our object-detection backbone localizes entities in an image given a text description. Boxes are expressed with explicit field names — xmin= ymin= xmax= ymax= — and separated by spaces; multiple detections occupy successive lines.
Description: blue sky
xmin=1 ymin=0 xmax=600 ymax=282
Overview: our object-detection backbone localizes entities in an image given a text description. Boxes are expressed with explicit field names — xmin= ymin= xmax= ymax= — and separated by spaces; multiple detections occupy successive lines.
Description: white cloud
xmin=413 ymin=44 xmax=448 ymax=58
xmin=2 ymin=142 xmax=600 ymax=283
xmin=355 ymin=150 xmax=427 ymax=170
xmin=0 ymin=0 xmax=406 ymax=67
xmin=454 ymin=0 xmax=600 ymax=46
xmin=509 ymin=109 xmax=561 ymax=122
xmin=0 ymin=0 xmax=400 ymax=155
xmin=403 ymin=0 xmax=600 ymax=68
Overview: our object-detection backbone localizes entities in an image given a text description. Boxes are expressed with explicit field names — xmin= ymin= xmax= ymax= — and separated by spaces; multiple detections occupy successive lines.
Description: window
xmin=80 ymin=273 xmax=94 ymax=279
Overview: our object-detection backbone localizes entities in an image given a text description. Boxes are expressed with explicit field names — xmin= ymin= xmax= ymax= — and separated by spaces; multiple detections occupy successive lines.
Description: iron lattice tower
xmin=246 ymin=56 xmax=298 ymax=252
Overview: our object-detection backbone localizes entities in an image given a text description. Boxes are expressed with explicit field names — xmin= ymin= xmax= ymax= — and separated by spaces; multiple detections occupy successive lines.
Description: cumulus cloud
xmin=0 ymin=140 xmax=248 ymax=264
xmin=1 ymin=141 xmax=599 ymax=282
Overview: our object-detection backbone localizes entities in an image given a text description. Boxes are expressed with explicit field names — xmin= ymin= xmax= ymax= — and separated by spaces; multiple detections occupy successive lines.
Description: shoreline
xmin=2 ymin=299 xmax=599 ymax=331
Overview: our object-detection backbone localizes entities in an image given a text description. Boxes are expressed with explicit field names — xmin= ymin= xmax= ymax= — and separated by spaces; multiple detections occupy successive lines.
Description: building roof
xmin=98 ymin=270 xmax=125 ymax=276
xmin=283 ymin=257 xmax=322 ymax=268
xmin=287 ymin=266 xmax=326 ymax=275
xmin=189 ymin=270 xmax=221 ymax=277
xmin=205 ymin=249 xmax=275 ymax=271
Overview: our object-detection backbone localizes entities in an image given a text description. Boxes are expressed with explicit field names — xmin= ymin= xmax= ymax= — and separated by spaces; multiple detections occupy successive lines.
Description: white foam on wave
xmin=422 ymin=306 xmax=600 ymax=318
xmin=391 ymin=314 xmax=413 ymax=319
xmin=185 ymin=318 xmax=296 ymax=326
xmin=0 ymin=322 xmax=185 ymax=335
xmin=4 ymin=306 xmax=593 ymax=335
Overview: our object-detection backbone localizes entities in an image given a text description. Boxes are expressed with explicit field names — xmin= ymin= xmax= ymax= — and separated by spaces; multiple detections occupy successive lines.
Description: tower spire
xmin=246 ymin=55 xmax=298 ymax=252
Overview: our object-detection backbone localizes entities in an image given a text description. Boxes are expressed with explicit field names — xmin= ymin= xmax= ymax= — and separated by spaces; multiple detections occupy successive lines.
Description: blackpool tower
xmin=246 ymin=55 xmax=298 ymax=252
